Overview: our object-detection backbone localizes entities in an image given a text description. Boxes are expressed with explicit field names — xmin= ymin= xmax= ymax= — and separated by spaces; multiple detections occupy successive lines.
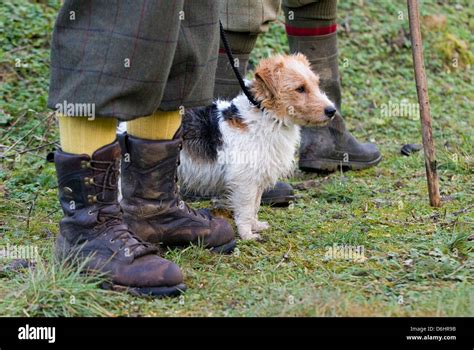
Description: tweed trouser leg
xmin=214 ymin=0 xmax=281 ymax=99
xmin=48 ymin=0 xmax=220 ymax=121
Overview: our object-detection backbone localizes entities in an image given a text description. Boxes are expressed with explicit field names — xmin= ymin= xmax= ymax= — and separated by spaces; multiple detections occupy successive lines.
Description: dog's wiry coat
xmin=179 ymin=54 xmax=335 ymax=240
xmin=179 ymin=95 xmax=301 ymax=240
xmin=119 ymin=54 xmax=335 ymax=240
xmin=181 ymin=104 xmax=223 ymax=162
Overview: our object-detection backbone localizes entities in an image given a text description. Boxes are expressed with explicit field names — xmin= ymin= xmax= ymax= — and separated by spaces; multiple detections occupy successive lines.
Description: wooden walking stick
xmin=407 ymin=0 xmax=441 ymax=207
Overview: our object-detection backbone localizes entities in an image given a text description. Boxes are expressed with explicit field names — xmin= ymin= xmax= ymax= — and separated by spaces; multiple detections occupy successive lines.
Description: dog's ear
xmin=253 ymin=58 xmax=282 ymax=100
xmin=254 ymin=68 xmax=277 ymax=98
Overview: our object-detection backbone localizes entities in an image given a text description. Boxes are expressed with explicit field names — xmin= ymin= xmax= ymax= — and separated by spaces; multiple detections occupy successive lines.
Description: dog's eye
xmin=296 ymin=85 xmax=306 ymax=93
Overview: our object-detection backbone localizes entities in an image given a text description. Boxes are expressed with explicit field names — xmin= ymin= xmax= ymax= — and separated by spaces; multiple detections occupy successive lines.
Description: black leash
xmin=219 ymin=20 xmax=262 ymax=110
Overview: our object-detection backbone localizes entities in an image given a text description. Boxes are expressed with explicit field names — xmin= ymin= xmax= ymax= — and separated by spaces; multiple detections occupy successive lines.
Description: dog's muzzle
xmin=324 ymin=106 xmax=337 ymax=119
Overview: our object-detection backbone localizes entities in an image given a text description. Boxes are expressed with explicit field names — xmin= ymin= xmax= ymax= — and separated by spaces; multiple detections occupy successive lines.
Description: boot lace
xmin=86 ymin=159 xmax=155 ymax=255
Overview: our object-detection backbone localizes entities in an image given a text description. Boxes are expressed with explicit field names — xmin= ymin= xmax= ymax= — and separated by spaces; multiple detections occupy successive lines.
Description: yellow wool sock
xmin=127 ymin=110 xmax=182 ymax=140
xmin=58 ymin=116 xmax=117 ymax=156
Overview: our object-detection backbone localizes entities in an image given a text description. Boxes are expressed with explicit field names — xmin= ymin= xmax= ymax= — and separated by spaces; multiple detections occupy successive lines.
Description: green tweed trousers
xmin=48 ymin=0 xmax=220 ymax=121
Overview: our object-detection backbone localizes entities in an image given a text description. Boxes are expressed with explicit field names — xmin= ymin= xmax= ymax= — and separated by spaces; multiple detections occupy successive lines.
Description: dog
xmin=178 ymin=53 xmax=336 ymax=240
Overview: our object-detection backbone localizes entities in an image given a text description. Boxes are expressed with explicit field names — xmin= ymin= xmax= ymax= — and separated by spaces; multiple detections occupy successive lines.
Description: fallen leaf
xmin=422 ymin=15 xmax=447 ymax=31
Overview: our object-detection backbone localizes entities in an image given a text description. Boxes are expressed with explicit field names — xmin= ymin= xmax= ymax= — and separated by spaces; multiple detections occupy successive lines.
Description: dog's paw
xmin=239 ymin=231 xmax=262 ymax=241
xmin=252 ymin=220 xmax=270 ymax=232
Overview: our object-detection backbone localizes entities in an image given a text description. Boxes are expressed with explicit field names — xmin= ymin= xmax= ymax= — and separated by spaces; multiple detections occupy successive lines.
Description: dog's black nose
xmin=324 ymin=106 xmax=337 ymax=118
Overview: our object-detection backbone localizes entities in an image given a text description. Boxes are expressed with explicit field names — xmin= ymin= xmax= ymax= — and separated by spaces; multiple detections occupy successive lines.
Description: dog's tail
xmin=182 ymin=103 xmax=223 ymax=162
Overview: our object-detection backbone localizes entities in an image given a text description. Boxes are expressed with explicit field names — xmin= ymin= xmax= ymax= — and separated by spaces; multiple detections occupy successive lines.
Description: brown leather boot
xmin=120 ymin=133 xmax=236 ymax=254
xmin=54 ymin=141 xmax=185 ymax=297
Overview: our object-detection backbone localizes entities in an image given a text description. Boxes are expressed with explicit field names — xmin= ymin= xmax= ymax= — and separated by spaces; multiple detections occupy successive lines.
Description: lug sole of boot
xmin=183 ymin=192 xmax=294 ymax=207
xmin=102 ymin=282 xmax=186 ymax=298
xmin=299 ymin=155 xmax=382 ymax=173
xmin=56 ymin=236 xmax=185 ymax=298
xmin=261 ymin=193 xmax=295 ymax=207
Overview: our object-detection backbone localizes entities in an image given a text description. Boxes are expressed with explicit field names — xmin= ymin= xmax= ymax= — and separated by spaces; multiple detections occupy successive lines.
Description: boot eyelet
xmin=81 ymin=160 xmax=91 ymax=169
xmin=84 ymin=177 xmax=94 ymax=186
xmin=87 ymin=195 xmax=97 ymax=203
xmin=110 ymin=239 xmax=115 ymax=243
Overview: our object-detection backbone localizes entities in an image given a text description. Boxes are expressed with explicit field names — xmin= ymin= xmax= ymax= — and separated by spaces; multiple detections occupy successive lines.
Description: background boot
xmin=299 ymin=112 xmax=381 ymax=172
xmin=284 ymin=3 xmax=381 ymax=172
xmin=54 ymin=141 xmax=184 ymax=297
xmin=120 ymin=134 xmax=236 ymax=254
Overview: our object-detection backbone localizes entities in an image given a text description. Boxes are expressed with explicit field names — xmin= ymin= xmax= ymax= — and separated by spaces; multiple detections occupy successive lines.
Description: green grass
xmin=0 ymin=0 xmax=473 ymax=317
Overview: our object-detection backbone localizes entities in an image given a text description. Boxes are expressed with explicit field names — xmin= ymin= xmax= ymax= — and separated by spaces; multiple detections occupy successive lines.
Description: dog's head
xmin=251 ymin=53 xmax=336 ymax=126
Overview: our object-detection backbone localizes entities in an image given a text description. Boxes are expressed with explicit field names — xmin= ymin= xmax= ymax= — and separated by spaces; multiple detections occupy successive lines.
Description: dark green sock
xmin=214 ymin=32 xmax=258 ymax=100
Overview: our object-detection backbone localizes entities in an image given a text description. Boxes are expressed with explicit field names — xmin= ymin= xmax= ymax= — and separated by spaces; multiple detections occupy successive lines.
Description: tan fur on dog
xmin=252 ymin=53 xmax=331 ymax=126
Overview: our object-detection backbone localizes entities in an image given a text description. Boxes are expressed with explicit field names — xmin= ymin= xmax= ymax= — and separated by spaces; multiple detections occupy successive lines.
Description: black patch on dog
xmin=221 ymin=103 xmax=240 ymax=120
xmin=182 ymin=104 xmax=223 ymax=162
xmin=221 ymin=103 xmax=247 ymax=130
